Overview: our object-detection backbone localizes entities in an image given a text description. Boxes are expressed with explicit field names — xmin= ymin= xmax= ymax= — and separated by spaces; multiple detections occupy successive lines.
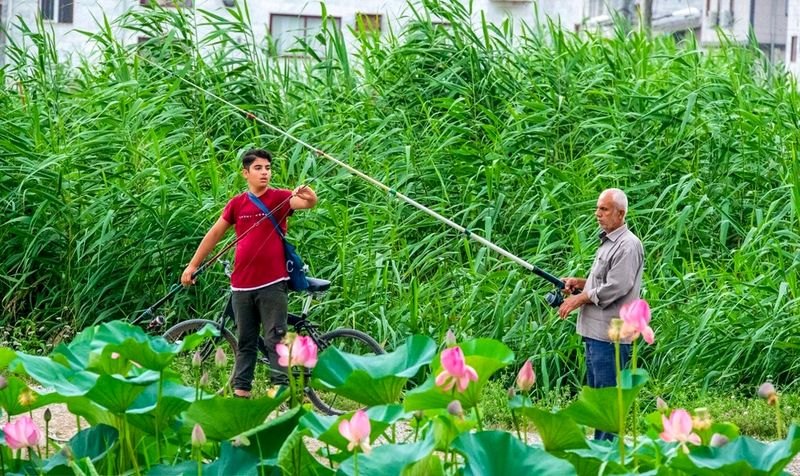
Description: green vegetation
xmin=1 ymin=0 xmax=798 ymax=402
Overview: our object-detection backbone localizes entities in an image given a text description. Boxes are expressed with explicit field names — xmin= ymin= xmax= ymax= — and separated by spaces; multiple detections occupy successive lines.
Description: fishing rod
xmin=135 ymin=53 xmax=578 ymax=310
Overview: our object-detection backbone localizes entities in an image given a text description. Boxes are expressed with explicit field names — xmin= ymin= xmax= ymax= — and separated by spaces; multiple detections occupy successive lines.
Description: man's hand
xmin=561 ymin=277 xmax=587 ymax=294
xmin=558 ymin=292 xmax=589 ymax=319
xmin=181 ymin=264 xmax=198 ymax=286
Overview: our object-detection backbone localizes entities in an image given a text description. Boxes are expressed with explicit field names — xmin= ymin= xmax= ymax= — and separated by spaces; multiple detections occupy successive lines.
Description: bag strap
xmin=247 ymin=191 xmax=286 ymax=241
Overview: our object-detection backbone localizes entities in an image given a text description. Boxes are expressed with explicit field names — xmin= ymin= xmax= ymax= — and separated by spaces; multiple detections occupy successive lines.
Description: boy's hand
xmin=181 ymin=265 xmax=198 ymax=286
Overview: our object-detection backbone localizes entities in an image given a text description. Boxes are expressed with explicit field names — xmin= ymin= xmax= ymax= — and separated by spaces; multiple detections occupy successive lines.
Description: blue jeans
xmin=584 ymin=337 xmax=631 ymax=441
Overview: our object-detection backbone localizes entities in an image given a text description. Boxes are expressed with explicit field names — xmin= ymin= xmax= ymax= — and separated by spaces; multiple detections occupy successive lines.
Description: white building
xmin=0 ymin=0 xmax=582 ymax=65
xmin=1 ymin=0 xmax=796 ymax=79
xmin=786 ymin=0 xmax=799 ymax=77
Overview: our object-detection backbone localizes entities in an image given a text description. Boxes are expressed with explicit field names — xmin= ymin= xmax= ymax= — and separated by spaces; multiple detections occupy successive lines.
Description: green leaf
xmin=452 ymin=430 xmax=577 ymax=476
xmin=126 ymin=380 xmax=197 ymax=434
xmin=561 ymin=368 xmax=649 ymax=434
xmin=670 ymin=424 xmax=800 ymax=476
xmin=182 ymin=391 xmax=288 ymax=441
xmin=41 ymin=424 xmax=119 ymax=473
xmin=518 ymin=406 xmax=588 ymax=451
xmin=278 ymin=427 xmax=335 ymax=476
xmin=404 ymin=339 xmax=514 ymax=411
xmin=0 ymin=375 xmax=63 ymax=415
xmin=337 ymin=431 xmax=437 ymax=476
xmin=93 ymin=320 xmax=219 ymax=371
xmin=84 ymin=371 xmax=161 ymax=413
xmin=11 ymin=353 xmax=98 ymax=397
xmin=312 ymin=335 xmax=436 ymax=406
xmin=0 ymin=347 xmax=17 ymax=369
xmin=400 ymin=454 xmax=444 ymax=476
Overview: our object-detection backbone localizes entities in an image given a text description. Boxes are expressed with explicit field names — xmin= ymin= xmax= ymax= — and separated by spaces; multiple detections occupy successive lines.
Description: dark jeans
xmin=584 ymin=336 xmax=632 ymax=441
xmin=231 ymin=281 xmax=288 ymax=391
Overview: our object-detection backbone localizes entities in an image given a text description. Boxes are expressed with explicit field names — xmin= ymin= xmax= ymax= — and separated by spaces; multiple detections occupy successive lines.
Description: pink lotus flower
xmin=338 ymin=410 xmax=371 ymax=454
xmin=435 ymin=346 xmax=478 ymax=393
xmin=620 ymin=299 xmax=655 ymax=344
xmin=276 ymin=335 xmax=318 ymax=368
xmin=516 ymin=360 xmax=536 ymax=392
xmin=660 ymin=409 xmax=701 ymax=450
xmin=3 ymin=415 xmax=41 ymax=450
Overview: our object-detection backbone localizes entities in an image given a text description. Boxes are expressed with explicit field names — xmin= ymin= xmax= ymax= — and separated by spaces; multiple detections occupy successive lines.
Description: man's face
xmin=595 ymin=192 xmax=625 ymax=233
xmin=242 ymin=157 xmax=271 ymax=189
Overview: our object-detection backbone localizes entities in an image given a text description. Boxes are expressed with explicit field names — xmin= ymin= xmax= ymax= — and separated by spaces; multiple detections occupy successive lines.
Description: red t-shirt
xmin=221 ymin=189 xmax=294 ymax=290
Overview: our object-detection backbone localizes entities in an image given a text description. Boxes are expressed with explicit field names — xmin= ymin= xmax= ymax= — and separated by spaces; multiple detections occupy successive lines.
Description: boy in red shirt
xmin=181 ymin=149 xmax=317 ymax=398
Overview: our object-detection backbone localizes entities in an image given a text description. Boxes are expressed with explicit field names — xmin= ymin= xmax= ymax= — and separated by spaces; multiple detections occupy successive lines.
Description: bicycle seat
xmin=306 ymin=278 xmax=331 ymax=292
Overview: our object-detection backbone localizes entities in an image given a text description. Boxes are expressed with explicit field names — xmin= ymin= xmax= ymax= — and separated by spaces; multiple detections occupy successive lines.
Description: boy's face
xmin=243 ymin=157 xmax=272 ymax=189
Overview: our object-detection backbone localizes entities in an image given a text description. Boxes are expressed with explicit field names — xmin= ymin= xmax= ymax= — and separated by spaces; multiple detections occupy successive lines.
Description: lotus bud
xmin=215 ymin=347 xmax=227 ymax=368
xmin=232 ymin=434 xmax=250 ymax=447
xmin=191 ymin=424 xmax=206 ymax=447
xmin=413 ymin=410 xmax=424 ymax=422
xmin=444 ymin=329 xmax=457 ymax=347
xmin=44 ymin=408 xmax=52 ymax=423
xmin=192 ymin=351 xmax=202 ymax=368
xmin=691 ymin=407 xmax=712 ymax=431
xmin=710 ymin=433 xmax=729 ymax=447
xmin=199 ymin=372 xmax=209 ymax=387
xmin=758 ymin=382 xmax=778 ymax=406
xmin=0 ymin=374 xmax=7 ymax=391
xmin=516 ymin=360 xmax=536 ymax=392
xmin=447 ymin=400 xmax=464 ymax=418
xmin=656 ymin=397 xmax=668 ymax=412
xmin=607 ymin=318 xmax=624 ymax=342
xmin=508 ymin=387 xmax=516 ymax=399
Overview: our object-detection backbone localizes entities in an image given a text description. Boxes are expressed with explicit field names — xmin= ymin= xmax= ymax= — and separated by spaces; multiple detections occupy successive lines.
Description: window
xmin=792 ymin=36 xmax=798 ymax=63
xmin=41 ymin=0 xmax=73 ymax=23
xmin=355 ymin=13 xmax=381 ymax=34
xmin=270 ymin=14 xmax=341 ymax=56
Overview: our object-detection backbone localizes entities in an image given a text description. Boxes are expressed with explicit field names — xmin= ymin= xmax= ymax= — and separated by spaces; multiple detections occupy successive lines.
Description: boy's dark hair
xmin=242 ymin=149 xmax=273 ymax=169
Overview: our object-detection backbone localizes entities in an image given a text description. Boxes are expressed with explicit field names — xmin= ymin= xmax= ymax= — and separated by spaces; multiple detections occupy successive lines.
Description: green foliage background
xmin=1 ymin=1 xmax=798 ymax=394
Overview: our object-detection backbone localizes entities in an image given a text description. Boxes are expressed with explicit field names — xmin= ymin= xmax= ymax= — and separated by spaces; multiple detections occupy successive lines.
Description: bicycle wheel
xmin=162 ymin=319 xmax=238 ymax=395
xmin=306 ymin=328 xmax=384 ymax=415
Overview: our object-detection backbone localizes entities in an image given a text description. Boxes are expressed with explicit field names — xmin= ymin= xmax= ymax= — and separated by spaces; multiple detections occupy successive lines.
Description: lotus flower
xmin=3 ymin=415 xmax=41 ymax=450
xmin=660 ymin=409 xmax=701 ymax=450
xmin=620 ymin=299 xmax=655 ymax=344
xmin=338 ymin=410 xmax=371 ymax=454
xmin=516 ymin=360 xmax=536 ymax=392
xmin=435 ymin=346 xmax=478 ymax=393
xmin=276 ymin=334 xmax=318 ymax=368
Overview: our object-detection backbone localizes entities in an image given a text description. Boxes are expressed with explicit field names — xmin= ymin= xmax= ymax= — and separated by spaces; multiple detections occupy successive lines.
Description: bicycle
xmin=144 ymin=260 xmax=384 ymax=415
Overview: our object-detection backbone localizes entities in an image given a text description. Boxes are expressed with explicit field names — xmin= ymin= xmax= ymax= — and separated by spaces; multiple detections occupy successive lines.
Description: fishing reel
xmin=544 ymin=289 xmax=564 ymax=308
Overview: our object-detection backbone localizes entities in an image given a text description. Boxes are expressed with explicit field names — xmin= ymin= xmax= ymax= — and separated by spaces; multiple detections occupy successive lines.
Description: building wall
xmin=0 ymin=0 xmax=583 ymax=64
xmin=787 ymin=0 xmax=800 ymax=78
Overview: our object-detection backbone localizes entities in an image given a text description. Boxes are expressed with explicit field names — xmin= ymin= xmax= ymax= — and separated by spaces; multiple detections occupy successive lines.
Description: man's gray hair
xmin=602 ymin=188 xmax=628 ymax=215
